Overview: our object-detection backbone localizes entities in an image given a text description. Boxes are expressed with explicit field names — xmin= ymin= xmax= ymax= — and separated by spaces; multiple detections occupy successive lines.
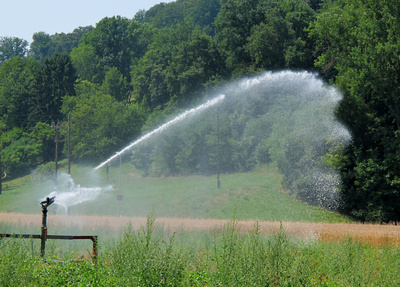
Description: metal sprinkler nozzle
xmin=40 ymin=196 xmax=55 ymax=209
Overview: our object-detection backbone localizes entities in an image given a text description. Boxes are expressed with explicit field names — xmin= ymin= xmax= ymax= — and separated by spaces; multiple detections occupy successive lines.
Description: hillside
xmin=0 ymin=164 xmax=350 ymax=223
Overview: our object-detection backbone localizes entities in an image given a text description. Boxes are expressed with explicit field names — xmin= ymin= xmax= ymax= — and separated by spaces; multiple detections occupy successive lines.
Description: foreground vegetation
xmin=1 ymin=214 xmax=400 ymax=286
xmin=1 ymin=164 xmax=396 ymax=285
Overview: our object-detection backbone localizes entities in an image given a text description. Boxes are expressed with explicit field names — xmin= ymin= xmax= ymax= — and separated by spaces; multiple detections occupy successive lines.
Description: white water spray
xmin=43 ymin=173 xmax=113 ymax=213
xmin=49 ymin=70 xmax=351 ymax=212
xmin=95 ymin=94 xmax=226 ymax=170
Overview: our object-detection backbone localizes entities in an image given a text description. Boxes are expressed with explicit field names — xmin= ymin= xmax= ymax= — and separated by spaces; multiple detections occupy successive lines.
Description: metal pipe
xmin=0 ymin=196 xmax=98 ymax=263
xmin=0 ymin=234 xmax=98 ymax=263
xmin=0 ymin=234 xmax=41 ymax=239
xmin=217 ymin=107 xmax=221 ymax=188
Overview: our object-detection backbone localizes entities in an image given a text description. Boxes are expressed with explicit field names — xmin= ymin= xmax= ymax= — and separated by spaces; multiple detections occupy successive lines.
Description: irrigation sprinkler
xmin=0 ymin=196 xmax=98 ymax=262
xmin=40 ymin=196 xmax=55 ymax=256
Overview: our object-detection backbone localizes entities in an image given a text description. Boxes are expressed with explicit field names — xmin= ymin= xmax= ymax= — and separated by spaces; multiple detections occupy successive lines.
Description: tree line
xmin=1 ymin=0 xmax=399 ymax=222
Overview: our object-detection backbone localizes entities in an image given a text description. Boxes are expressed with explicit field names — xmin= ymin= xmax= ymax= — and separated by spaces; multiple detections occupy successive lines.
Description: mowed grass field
xmin=0 ymin=163 xmax=349 ymax=223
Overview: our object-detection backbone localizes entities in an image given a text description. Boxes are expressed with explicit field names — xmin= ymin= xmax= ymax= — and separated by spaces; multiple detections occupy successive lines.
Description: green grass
xmin=0 ymin=175 xmax=41 ymax=213
xmin=3 ymin=165 xmax=397 ymax=286
xmin=0 ymin=214 xmax=399 ymax=286
xmin=0 ymin=164 xmax=350 ymax=223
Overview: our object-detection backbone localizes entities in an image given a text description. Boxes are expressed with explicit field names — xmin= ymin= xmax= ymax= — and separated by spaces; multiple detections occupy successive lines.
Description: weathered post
xmin=40 ymin=197 xmax=55 ymax=257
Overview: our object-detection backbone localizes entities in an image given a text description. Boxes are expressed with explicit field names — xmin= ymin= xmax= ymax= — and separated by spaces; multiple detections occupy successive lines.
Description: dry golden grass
xmin=1 ymin=213 xmax=399 ymax=246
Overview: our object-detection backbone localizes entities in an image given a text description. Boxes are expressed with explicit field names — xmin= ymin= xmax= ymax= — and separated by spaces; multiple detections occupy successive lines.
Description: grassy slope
xmin=0 ymin=164 xmax=351 ymax=223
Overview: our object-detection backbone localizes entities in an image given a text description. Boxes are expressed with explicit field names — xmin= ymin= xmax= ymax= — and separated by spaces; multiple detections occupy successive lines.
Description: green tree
xmin=51 ymin=26 xmax=93 ymax=54
xmin=28 ymin=32 xmax=53 ymax=62
xmin=70 ymin=44 xmax=100 ymax=82
xmin=247 ymin=0 xmax=315 ymax=70
xmin=0 ymin=152 xmax=2 ymax=194
xmin=215 ymin=0 xmax=316 ymax=75
xmin=166 ymin=28 xmax=227 ymax=107
xmin=0 ymin=128 xmax=42 ymax=177
xmin=215 ymin=0 xmax=263 ymax=75
xmin=30 ymin=52 xmax=77 ymax=123
xmin=102 ymin=67 xmax=130 ymax=102
xmin=82 ymin=16 xmax=139 ymax=83
xmin=144 ymin=1 xmax=186 ymax=28
xmin=188 ymin=0 xmax=221 ymax=35
xmin=131 ymin=23 xmax=195 ymax=110
xmin=309 ymin=0 xmax=400 ymax=222
xmin=30 ymin=121 xmax=58 ymax=163
xmin=0 ymin=37 xmax=28 ymax=64
xmin=28 ymin=27 xmax=92 ymax=62
xmin=62 ymin=81 xmax=147 ymax=161
xmin=246 ymin=15 xmax=289 ymax=70
xmin=0 ymin=56 xmax=39 ymax=129
xmin=134 ymin=9 xmax=146 ymax=22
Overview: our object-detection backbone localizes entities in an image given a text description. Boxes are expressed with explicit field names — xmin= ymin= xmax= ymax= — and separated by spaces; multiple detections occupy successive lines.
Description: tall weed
xmin=2 ymin=215 xmax=400 ymax=286
xmin=106 ymin=213 xmax=188 ymax=285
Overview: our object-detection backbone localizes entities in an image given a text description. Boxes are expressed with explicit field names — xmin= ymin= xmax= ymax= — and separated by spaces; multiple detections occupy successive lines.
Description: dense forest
xmin=1 ymin=0 xmax=399 ymax=222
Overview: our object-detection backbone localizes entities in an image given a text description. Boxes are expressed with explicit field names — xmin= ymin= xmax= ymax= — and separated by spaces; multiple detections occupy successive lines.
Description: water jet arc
xmin=94 ymin=94 xmax=226 ymax=170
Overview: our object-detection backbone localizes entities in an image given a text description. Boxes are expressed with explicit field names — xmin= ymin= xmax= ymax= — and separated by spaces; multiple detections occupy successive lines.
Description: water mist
xmin=95 ymin=94 xmax=226 ymax=170
xmin=45 ymin=70 xmax=350 ymax=213
xmin=43 ymin=173 xmax=113 ymax=213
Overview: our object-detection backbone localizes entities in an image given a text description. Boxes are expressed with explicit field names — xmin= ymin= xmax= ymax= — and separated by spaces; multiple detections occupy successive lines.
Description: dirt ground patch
xmin=1 ymin=213 xmax=400 ymax=246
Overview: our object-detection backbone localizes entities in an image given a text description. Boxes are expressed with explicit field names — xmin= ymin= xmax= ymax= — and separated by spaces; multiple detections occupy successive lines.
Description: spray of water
xmin=42 ymin=70 xmax=350 ymax=212
xmin=94 ymin=94 xmax=226 ymax=170
xmin=221 ymin=70 xmax=351 ymax=209
xmin=116 ymin=70 xmax=350 ymax=209
xmin=43 ymin=173 xmax=113 ymax=213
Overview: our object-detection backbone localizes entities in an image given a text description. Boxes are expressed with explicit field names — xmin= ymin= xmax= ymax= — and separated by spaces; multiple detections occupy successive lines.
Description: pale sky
xmin=1 ymin=0 xmax=173 ymax=44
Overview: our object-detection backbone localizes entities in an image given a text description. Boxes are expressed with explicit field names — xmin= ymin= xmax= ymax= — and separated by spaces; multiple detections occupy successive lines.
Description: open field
xmin=2 ymin=164 xmax=400 ymax=247
xmin=2 ymin=165 xmax=400 ymax=285
xmin=2 ymin=213 xmax=400 ymax=246
xmin=2 ymin=164 xmax=400 ymax=246
xmin=0 ymin=164 xmax=351 ymax=223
